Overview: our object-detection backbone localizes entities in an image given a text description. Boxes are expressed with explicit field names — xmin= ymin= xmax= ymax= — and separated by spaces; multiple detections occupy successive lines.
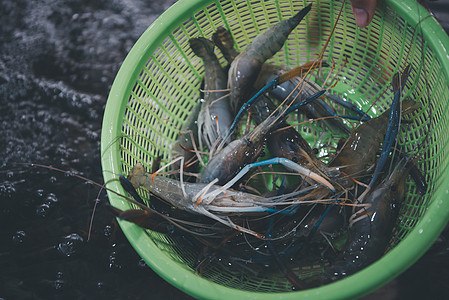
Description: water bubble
xmin=54 ymin=279 xmax=64 ymax=290
xmin=0 ymin=182 xmax=16 ymax=198
xmin=57 ymin=233 xmax=84 ymax=257
xmin=86 ymin=129 xmax=98 ymax=140
xmin=35 ymin=203 xmax=51 ymax=217
xmin=103 ymin=225 xmax=112 ymax=238
xmin=108 ymin=251 xmax=122 ymax=269
xmin=35 ymin=189 xmax=44 ymax=198
xmin=137 ymin=258 xmax=148 ymax=269
xmin=12 ymin=230 xmax=26 ymax=245
xmin=54 ymin=271 xmax=64 ymax=290
xmin=44 ymin=193 xmax=59 ymax=206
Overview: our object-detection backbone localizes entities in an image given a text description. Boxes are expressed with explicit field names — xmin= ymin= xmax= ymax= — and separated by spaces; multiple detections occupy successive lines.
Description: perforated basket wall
xmin=101 ymin=0 xmax=449 ymax=299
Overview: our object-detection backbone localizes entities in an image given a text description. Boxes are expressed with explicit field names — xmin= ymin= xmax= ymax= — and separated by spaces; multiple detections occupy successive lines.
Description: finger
xmin=350 ymin=0 xmax=377 ymax=27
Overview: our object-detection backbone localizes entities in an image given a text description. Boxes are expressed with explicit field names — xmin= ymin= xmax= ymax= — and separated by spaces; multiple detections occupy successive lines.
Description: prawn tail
xmin=189 ymin=37 xmax=215 ymax=59
xmin=274 ymin=3 xmax=312 ymax=44
xmin=212 ymin=27 xmax=238 ymax=63
xmin=106 ymin=204 xmax=160 ymax=230
xmin=392 ymin=64 xmax=411 ymax=93
xmin=288 ymin=3 xmax=312 ymax=30
xmin=247 ymin=3 xmax=312 ymax=63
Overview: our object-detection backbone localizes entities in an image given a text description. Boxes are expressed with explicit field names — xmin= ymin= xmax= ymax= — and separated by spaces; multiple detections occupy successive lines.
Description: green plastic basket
xmin=101 ymin=0 xmax=449 ymax=298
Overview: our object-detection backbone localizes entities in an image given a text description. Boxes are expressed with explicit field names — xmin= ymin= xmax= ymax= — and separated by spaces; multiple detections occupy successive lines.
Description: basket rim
xmin=101 ymin=0 xmax=449 ymax=299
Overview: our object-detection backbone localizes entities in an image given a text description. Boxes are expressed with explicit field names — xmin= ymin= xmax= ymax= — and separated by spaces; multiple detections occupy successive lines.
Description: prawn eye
xmin=244 ymin=138 xmax=253 ymax=147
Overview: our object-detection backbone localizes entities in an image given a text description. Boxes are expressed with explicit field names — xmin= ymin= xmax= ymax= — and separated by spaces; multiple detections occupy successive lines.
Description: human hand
xmin=350 ymin=0 xmax=377 ymax=27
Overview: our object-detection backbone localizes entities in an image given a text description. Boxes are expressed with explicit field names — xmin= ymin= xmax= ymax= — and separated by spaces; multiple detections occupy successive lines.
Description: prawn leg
xmin=266 ymin=215 xmax=306 ymax=290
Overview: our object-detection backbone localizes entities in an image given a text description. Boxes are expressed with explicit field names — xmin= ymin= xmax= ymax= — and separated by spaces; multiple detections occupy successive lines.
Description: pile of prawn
xmin=116 ymin=3 xmax=427 ymax=290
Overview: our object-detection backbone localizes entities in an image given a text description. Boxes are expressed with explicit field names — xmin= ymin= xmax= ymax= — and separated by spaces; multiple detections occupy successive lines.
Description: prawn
xmin=199 ymin=90 xmax=326 ymax=186
xmin=189 ymin=37 xmax=234 ymax=150
xmin=227 ymin=3 xmax=312 ymax=114
xmin=251 ymin=94 xmax=313 ymax=162
xmin=329 ymin=98 xmax=420 ymax=182
xmin=250 ymin=93 xmax=341 ymax=185
xmin=129 ymin=149 xmax=341 ymax=239
xmin=306 ymin=156 xmax=412 ymax=286
xmin=128 ymin=162 xmax=273 ymax=239
xmin=212 ymin=27 xmax=341 ymax=173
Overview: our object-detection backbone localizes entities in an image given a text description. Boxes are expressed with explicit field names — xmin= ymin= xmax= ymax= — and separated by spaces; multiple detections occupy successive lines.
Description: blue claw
xmin=220 ymin=157 xmax=335 ymax=198
xmin=284 ymin=89 xmax=326 ymax=115
xmin=369 ymin=65 xmax=412 ymax=187
xmin=264 ymin=176 xmax=302 ymax=215
xmin=325 ymin=93 xmax=371 ymax=120
xmin=219 ymin=79 xmax=278 ymax=148
xmin=316 ymin=98 xmax=371 ymax=122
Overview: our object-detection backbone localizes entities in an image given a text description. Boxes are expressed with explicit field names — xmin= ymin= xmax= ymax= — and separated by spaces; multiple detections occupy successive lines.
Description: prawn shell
xmin=190 ymin=37 xmax=234 ymax=149
xmin=330 ymin=98 xmax=420 ymax=178
xmin=128 ymin=163 xmax=275 ymax=216
xmin=228 ymin=55 xmax=261 ymax=113
xmin=199 ymin=138 xmax=265 ymax=185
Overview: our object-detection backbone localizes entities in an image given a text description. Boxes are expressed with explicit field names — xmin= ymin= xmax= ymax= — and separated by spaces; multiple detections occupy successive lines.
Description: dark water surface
xmin=0 ymin=0 xmax=448 ymax=299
